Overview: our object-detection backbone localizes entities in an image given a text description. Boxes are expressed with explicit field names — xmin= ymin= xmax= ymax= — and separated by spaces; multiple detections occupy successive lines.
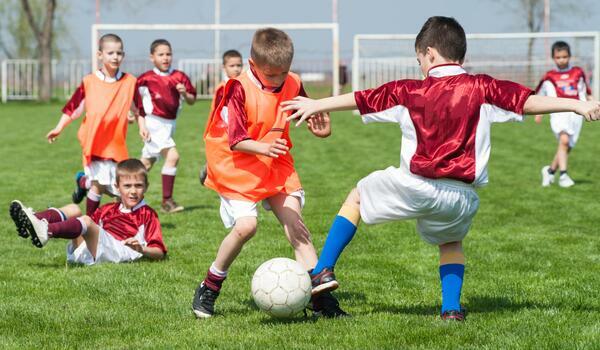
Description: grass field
xmin=1 ymin=101 xmax=599 ymax=349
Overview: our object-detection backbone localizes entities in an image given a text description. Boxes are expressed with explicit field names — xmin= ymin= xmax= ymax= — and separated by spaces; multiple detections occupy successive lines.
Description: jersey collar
xmin=428 ymin=64 xmax=466 ymax=78
xmin=119 ymin=200 xmax=146 ymax=213
xmin=153 ymin=67 xmax=174 ymax=76
xmin=95 ymin=69 xmax=123 ymax=83
xmin=555 ymin=65 xmax=572 ymax=73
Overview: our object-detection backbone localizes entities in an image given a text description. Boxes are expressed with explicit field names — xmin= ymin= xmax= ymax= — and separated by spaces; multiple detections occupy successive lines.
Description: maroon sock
xmin=86 ymin=198 xmax=100 ymax=216
xmin=34 ymin=208 xmax=64 ymax=223
xmin=78 ymin=175 xmax=88 ymax=189
xmin=48 ymin=217 xmax=83 ymax=239
xmin=162 ymin=174 xmax=175 ymax=200
xmin=203 ymin=270 xmax=227 ymax=292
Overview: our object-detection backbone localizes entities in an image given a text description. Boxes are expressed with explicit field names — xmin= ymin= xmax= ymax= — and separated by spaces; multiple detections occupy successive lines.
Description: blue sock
xmin=312 ymin=215 xmax=357 ymax=274
xmin=439 ymin=263 xmax=464 ymax=313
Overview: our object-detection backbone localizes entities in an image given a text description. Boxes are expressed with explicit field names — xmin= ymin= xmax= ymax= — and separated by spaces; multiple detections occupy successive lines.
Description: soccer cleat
xmin=310 ymin=268 xmax=339 ymax=296
xmin=541 ymin=166 xmax=555 ymax=187
xmin=441 ymin=308 xmax=466 ymax=321
xmin=72 ymin=171 xmax=87 ymax=204
xmin=9 ymin=200 xmax=31 ymax=238
xmin=309 ymin=291 xmax=349 ymax=318
xmin=192 ymin=282 xmax=220 ymax=319
xmin=161 ymin=198 xmax=184 ymax=214
xmin=199 ymin=165 xmax=208 ymax=186
xmin=19 ymin=204 xmax=49 ymax=248
xmin=558 ymin=173 xmax=575 ymax=188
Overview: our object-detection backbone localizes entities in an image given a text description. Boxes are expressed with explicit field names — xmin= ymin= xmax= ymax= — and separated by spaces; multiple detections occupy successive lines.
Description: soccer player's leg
xmin=72 ymin=171 xmax=89 ymax=204
xmin=160 ymin=147 xmax=184 ymax=213
xmin=557 ymin=132 xmax=575 ymax=187
xmin=310 ymin=188 xmax=361 ymax=295
xmin=86 ymin=181 xmax=104 ymax=216
xmin=439 ymin=241 xmax=466 ymax=321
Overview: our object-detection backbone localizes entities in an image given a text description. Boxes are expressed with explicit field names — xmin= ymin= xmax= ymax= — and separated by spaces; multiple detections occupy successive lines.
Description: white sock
xmin=161 ymin=166 xmax=177 ymax=176
xmin=87 ymin=190 xmax=101 ymax=202
xmin=209 ymin=262 xmax=228 ymax=277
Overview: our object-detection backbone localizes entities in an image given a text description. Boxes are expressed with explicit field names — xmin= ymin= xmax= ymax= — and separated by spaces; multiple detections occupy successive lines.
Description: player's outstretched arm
xmin=46 ymin=114 xmax=73 ymax=143
xmin=523 ymin=95 xmax=600 ymax=121
xmin=233 ymin=138 xmax=289 ymax=158
xmin=281 ymin=93 xmax=357 ymax=126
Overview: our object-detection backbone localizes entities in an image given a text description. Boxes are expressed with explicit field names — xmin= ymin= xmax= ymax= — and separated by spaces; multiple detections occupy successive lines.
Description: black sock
xmin=548 ymin=167 xmax=556 ymax=175
xmin=560 ymin=170 xmax=567 ymax=176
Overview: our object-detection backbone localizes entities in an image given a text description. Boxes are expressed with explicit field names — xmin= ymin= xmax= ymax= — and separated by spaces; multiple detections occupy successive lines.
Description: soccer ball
xmin=251 ymin=257 xmax=312 ymax=318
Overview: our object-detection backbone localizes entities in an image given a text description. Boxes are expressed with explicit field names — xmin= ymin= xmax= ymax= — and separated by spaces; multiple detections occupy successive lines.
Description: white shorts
xmin=141 ymin=114 xmax=177 ymax=159
xmin=66 ymin=227 xmax=144 ymax=265
xmin=550 ymin=112 xmax=583 ymax=148
xmin=84 ymin=160 xmax=119 ymax=196
xmin=219 ymin=190 xmax=305 ymax=228
xmin=357 ymin=167 xmax=479 ymax=245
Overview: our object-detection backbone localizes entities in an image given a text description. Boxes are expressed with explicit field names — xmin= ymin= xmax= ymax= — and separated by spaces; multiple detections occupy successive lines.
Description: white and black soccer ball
xmin=251 ymin=257 xmax=312 ymax=318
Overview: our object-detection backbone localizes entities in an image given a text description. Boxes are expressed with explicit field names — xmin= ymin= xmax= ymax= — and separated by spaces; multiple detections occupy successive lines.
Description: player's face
xmin=117 ymin=174 xmax=147 ymax=209
xmin=151 ymin=44 xmax=173 ymax=72
xmin=223 ymin=57 xmax=243 ymax=79
xmin=251 ymin=61 xmax=290 ymax=89
xmin=553 ymin=49 xmax=570 ymax=70
xmin=98 ymin=41 xmax=124 ymax=71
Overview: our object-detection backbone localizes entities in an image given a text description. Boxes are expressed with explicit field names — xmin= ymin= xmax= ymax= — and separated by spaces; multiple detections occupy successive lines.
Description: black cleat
xmin=310 ymin=291 xmax=349 ymax=319
xmin=310 ymin=268 xmax=339 ymax=296
xmin=199 ymin=165 xmax=208 ymax=186
xmin=441 ymin=308 xmax=466 ymax=321
xmin=71 ymin=171 xmax=87 ymax=204
xmin=192 ymin=282 xmax=220 ymax=318
xmin=9 ymin=200 xmax=30 ymax=238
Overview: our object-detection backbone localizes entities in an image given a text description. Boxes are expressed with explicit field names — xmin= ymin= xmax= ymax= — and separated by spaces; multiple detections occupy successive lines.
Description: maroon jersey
xmin=355 ymin=64 xmax=533 ymax=186
xmin=135 ymin=68 xmax=197 ymax=120
xmin=91 ymin=201 xmax=167 ymax=253
xmin=535 ymin=66 xmax=591 ymax=99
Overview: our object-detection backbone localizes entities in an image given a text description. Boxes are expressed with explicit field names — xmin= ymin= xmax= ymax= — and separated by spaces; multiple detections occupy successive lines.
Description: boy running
xmin=282 ymin=17 xmax=600 ymax=321
xmin=9 ymin=159 xmax=166 ymax=264
xmin=49 ymin=34 xmax=137 ymax=217
xmin=136 ymin=39 xmax=197 ymax=213
xmin=192 ymin=28 xmax=347 ymax=319
xmin=535 ymin=41 xmax=592 ymax=187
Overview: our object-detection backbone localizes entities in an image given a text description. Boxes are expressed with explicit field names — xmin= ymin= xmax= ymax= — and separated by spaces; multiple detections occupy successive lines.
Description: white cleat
xmin=22 ymin=206 xmax=49 ymax=247
xmin=541 ymin=166 xmax=555 ymax=187
xmin=558 ymin=173 xmax=575 ymax=188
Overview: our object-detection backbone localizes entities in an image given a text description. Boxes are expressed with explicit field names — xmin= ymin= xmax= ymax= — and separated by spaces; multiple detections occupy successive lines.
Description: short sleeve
xmin=181 ymin=72 xmax=197 ymax=98
xmin=354 ymin=80 xmax=415 ymax=124
xmin=144 ymin=211 xmax=167 ymax=254
xmin=483 ymin=76 xmax=533 ymax=115
xmin=62 ymin=83 xmax=86 ymax=119
xmin=225 ymin=80 xmax=251 ymax=148
xmin=133 ymin=78 xmax=146 ymax=116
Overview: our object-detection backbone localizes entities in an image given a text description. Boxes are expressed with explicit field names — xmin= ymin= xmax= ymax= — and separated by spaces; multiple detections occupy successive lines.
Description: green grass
xmin=0 ymin=101 xmax=599 ymax=349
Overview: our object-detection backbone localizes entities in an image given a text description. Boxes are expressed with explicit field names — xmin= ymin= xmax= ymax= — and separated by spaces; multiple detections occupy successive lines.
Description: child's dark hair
xmin=551 ymin=41 xmax=571 ymax=57
xmin=150 ymin=39 xmax=172 ymax=54
xmin=415 ymin=16 xmax=466 ymax=62
xmin=116 ymin=159 xmax=148 ymax=186
xmin=222 ymin=49 xmax=242 ymax=64
xmin=98 ymin=33 xmax=123 ymax=51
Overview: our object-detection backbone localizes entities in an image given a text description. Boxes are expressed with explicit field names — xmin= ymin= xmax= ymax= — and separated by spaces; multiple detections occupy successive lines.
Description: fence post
xmin=1 ymin=60 xmax=7 ymax=103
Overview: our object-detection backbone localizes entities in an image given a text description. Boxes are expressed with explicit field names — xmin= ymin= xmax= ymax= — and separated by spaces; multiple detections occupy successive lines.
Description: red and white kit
xmin=354 ymin=64 xmax=533 ymax=244
xmin=136 ymin=67 xmax=197 ymax=159
xmin=536 ymin=66 xmax=591 ymax=147
xmin=67 ymin=201 xmax=167 ymax=265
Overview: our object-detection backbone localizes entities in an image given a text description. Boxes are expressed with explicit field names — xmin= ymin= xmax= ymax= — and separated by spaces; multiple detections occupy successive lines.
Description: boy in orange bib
xmin=192 ymin=28 xmax=347 ymax=319
xmin=47 ymin=34 xmax=137 ymax=217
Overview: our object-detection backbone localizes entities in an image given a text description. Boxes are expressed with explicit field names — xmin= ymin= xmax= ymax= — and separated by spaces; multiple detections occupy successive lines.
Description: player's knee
xmin=80 ymin=215 xmax=94 ymax=227
xmin=233 ymin=217 xmax=258 ymax=241
xmin=63 ymin=204 xmax=82 ymax=217
xmin=166 ymin=148 xmax=180 ymax=165
xmin=344 ymin=187 xmax=361 ymax=207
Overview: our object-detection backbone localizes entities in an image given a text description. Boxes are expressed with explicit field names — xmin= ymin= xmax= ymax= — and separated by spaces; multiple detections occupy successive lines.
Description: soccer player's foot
xmin=310 ymin=268 xmax=339 ymax=296
xmin=19 ymin=204 xmax=49 ymax=248
xmin=310 ymin=291 xmax=349 ymax=318
xmin=558 ymin=173 xmax=575 ymax=188
xmin=541 ymin=166 xmax=555 ymax=187
xmin=199 ymin=165 xmax=208 ymax=186
xmin=440 ymin=308 xmax=466 ymax=321
xmin=72 ymin=171 xmax=87 ymax=204
xmin=9 ymin=200 xmax=31 ymax=238
xmin=192 ymin=282 xmax=220 ymax=319
xmin=161 ymin=198 xmax=184 ymax=213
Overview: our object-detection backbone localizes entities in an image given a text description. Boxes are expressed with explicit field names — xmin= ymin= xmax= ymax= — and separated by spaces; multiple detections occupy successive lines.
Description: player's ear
xmin=248 ymin=58 xmax=255 ymax=68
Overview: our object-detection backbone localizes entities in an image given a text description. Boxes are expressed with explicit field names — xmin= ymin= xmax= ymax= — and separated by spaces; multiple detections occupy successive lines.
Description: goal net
xmin=353 ymin=32 xmax=600 ymax=99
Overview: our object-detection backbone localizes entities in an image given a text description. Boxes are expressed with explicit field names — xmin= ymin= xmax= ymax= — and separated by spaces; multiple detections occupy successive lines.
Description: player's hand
xmin=281 ymin=96 xmax=320 ymax=126
xmin=534 ymin=115 xmax=543 ymax=124
xmin=139 ymin=126 xmax=150 ymax=142
xmin=123 ymin=238 xmax=143 ymax=253
xmin=176 ymin=83 xmax=187 ymax=95
xmin=46 ymin=128 xmax=62 ymax=143
xmin=261 ymin=138 xmax=289 ymax=158
xmin=307 ymin=112 xmax=331 ymax=138
xmin=127 ymin=111 xmax=136 ymax=124
xmin=576 ymin=100 xmax=600 ymax=121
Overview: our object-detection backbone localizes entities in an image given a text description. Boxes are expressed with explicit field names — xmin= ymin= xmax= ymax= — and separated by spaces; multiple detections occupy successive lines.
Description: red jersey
xmin=355 ymin=64 xmax=533 ymax=186
xmin=91 ymin=201 xmax=167 ymax=253
xmin=535 ymin=66 xmax=591 ymax=99
xmin=135 ymin=68 xmax=197 ymax=120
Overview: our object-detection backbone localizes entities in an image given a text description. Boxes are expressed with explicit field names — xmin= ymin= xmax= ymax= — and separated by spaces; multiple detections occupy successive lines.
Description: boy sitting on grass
xmin=10 ymin=159 xmax=166 ymax=264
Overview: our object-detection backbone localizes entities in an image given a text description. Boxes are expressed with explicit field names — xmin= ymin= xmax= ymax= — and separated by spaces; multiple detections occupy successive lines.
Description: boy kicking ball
xmin=10 ymin=159 xmax=166 ymax=264
xmin=282 ymin=16 xmax=600 ymax=321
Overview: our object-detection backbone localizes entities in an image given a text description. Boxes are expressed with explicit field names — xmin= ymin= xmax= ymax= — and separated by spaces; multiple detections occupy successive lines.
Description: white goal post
xmin=353 ymin=31 xmax=600 ymax=99
xmin=91 ymin=23 xmax=340 ymax=96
